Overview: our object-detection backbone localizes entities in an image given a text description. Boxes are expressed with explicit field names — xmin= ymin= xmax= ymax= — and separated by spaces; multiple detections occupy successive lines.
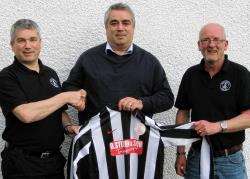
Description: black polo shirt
xmin=0 ymin=57 xmax=65 ymax=152
xmin=175 ymin=55 xmax=250 ymax=151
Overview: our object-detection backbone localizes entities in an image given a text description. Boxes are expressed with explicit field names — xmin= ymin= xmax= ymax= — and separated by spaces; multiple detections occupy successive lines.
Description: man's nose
xmin=117 ymin=23 xmax=125 ymax=30
xmin=208 ymin=40 xmax=217 ymax=47
xmin=24 ymin=40 xmax=32 ymax=48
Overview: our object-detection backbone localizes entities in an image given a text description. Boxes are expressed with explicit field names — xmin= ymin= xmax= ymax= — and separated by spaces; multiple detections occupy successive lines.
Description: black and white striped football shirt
xmin=68 ymin=107 xmax=203 ymax=179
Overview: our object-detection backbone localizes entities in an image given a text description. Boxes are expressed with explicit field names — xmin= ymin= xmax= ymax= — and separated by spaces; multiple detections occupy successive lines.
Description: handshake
xmin=63 ymin=89 xmax=87 ymax=111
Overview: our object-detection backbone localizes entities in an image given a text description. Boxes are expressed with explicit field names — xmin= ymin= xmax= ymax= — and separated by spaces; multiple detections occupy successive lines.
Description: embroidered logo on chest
xmin=220 ymin=80 xmax=231 ymax=91
xmin=49 ymin=78 xmax=59 ymax=88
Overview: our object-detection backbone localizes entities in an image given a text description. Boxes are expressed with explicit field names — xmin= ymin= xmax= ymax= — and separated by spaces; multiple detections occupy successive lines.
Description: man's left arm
xmin=194 ymin=110 xmax=250 ymax=136
xmin=195 ymin=69 xmax=250 ymax=136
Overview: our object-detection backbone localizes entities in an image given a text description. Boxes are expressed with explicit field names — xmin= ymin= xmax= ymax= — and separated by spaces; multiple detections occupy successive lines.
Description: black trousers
xmin=1 ymin=147 xmax=66 ymax=179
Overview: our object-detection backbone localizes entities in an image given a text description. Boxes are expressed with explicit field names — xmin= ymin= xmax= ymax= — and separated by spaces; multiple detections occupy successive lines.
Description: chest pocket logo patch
xmin=220 ymin=80 xmax=231 ymax=92
xmin=49 ymin=78 xmax=60 ymax=88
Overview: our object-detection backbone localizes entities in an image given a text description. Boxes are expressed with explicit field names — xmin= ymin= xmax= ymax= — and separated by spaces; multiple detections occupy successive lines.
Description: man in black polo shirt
xmin=175 ymin=23 xmax=250 ymax=179
xmin=0 ymin=19 xmax=86 ymax=179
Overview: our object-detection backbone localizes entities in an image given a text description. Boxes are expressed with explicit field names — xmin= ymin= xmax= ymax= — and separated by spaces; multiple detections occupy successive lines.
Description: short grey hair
xmin=10 ymin=19 xmax=41 ymax=44
xmin=104 ymin=3 xmax=135 ymax=27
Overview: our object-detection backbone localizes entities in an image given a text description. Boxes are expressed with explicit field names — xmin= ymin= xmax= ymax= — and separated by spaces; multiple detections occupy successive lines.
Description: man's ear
xmin=197 ymin=41 xmax=202 ymax=51
xmin=224 ymin=40 xmax=229 ymax=51
xmin=10 ymin=42 xmax=14 ymax=52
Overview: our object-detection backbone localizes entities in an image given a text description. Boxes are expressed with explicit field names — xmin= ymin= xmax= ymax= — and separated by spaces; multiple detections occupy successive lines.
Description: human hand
xmin=175 ymin=154 xmax=186 ymax=176
xmin=118 ymin=97 xmax=143 ymax=111
xmin=65 ymin=124 xmax=81 ymax=135
xmin=193 ymin=120 xmax=221 ymax=136
xmin=66 ymin=89 xmax=86 ymax=111
xmin=64 ymin=124 xmax=81 ymax=137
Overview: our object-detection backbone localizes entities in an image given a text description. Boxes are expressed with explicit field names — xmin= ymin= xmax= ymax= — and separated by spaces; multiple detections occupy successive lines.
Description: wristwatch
xmin=220 ymin=120 xmax=228 ymax=133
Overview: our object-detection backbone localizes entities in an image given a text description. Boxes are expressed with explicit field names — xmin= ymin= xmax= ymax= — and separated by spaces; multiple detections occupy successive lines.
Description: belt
xmin=5 ymin=142 xmax=60 ymax=159
xmin=213 ymin=144 xmax=242 ymax=157
xmin=20 ymin=149 xmax=60 ymax=159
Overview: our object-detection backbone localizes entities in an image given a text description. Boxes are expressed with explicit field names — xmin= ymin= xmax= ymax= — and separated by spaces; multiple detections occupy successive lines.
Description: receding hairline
xmin=199 ymin=23 xmax=226 ymax=40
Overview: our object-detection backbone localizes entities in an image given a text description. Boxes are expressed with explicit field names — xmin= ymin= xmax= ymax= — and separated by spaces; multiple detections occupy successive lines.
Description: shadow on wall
xmin=0 ymin=107 xmax=5 ymax=177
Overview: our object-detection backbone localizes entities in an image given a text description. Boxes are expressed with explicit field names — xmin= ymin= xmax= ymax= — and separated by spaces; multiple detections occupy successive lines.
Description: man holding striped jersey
xmin=63 ymin=3 xmax=174 ymax=124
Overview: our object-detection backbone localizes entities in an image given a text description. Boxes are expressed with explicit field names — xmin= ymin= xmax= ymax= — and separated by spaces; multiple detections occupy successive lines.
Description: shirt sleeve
xmin=174 ymin=70 xmax=191 ymax=110
xmin=236 ymin=68 xmax=250 ymax=112
xmin=0 ymin=71 xmax=27 ymax=116
xmin=52 ymin=71 xmax=68 ymax=111
xmin=62 ymin=56 xmax=85 ymax=91
xmin=140 ymin=59 xmax=174 ymax=114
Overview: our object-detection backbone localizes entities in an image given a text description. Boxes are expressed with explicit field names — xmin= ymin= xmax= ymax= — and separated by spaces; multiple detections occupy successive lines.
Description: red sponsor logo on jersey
xmin=109 ymin=139 xmax=143 ymax=156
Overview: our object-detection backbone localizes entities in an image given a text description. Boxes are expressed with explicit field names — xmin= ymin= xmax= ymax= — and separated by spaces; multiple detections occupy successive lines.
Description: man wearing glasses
xmin=175 ymin=23 xmax=250 ymax=178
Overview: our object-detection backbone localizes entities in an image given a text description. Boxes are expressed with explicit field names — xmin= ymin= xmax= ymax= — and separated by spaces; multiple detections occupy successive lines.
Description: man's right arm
xmin=62 ymin=57 xmax=84 ymax=91
xmin=13 ymin=90 xmax=86 ymax=123
xmin=175 ymin=109 xmax=190 ymax=176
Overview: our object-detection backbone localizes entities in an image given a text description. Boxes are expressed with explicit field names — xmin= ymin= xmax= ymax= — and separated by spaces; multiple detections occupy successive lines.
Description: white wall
xmin=0 ymin=0 xmax=249 ymax=178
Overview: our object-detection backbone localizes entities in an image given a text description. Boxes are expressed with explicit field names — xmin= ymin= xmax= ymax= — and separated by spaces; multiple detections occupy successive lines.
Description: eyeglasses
xmin=199 ymin=38 xmax=226 ymax=45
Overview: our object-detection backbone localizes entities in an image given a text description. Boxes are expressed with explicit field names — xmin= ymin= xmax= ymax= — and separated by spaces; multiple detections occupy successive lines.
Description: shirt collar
xmin=13 ymin=56 xmax=44 ymax=74
xmin=198 ymin=54 xmax=229 ymax=73
xmin=105 ymin=42 xmax=133 ymax=55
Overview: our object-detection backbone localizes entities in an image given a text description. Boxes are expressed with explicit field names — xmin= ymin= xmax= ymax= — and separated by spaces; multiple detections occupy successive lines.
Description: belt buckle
xmin=224 ymin=149 xmax=228 ymax=156
xmin=40 ymin=151 xmax=50 ymax=158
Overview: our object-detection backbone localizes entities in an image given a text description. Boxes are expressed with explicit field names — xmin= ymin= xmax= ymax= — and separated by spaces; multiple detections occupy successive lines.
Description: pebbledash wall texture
xmin=0 ymin=0 xmax=250 ymax=178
